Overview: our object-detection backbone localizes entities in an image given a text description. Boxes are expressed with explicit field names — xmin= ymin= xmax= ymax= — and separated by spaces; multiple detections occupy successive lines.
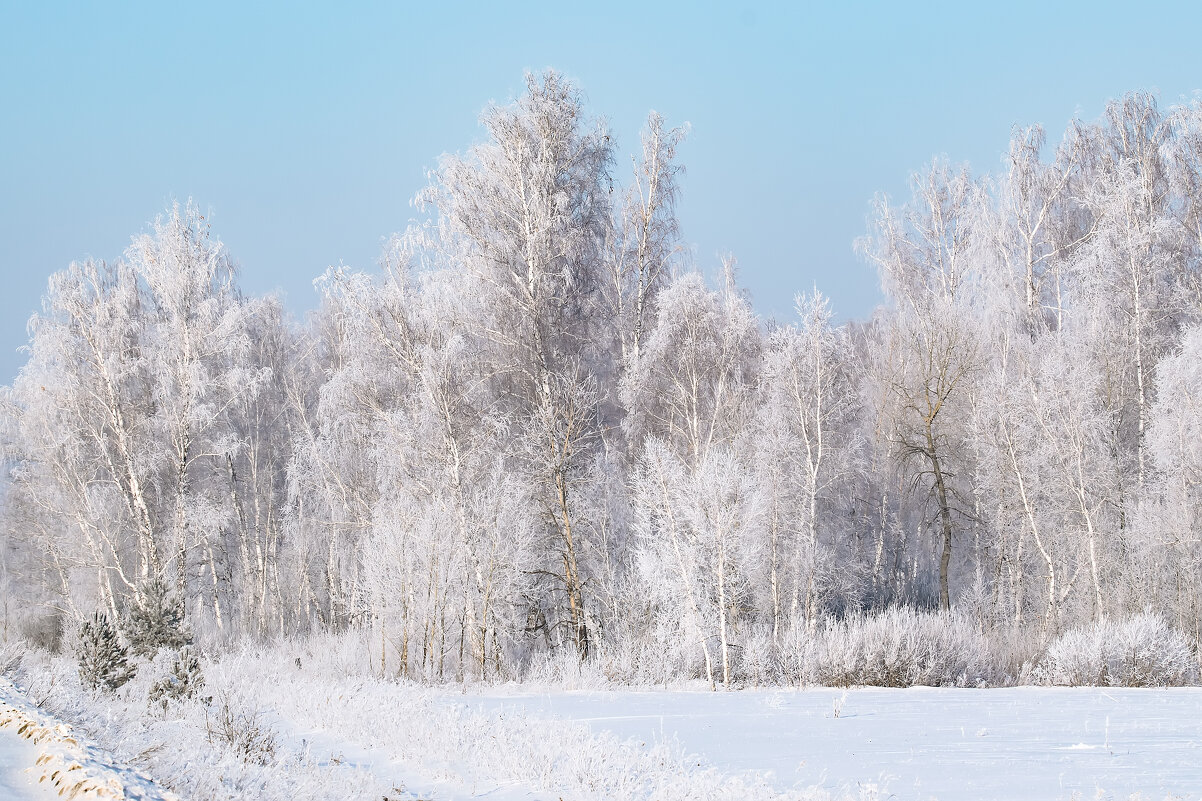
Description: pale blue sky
xmin=3 ymin=2 xmax=1202 ymax=384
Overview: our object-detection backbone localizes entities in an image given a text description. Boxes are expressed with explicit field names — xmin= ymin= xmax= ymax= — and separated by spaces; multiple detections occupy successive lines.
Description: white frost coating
xmin=0 ymin=676 xmax=177 ymax=801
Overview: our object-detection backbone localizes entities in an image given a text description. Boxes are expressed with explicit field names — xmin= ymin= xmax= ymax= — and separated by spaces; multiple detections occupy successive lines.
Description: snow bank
xmin=12 ymin=649 xmax=394 ymax=801
xmin=0 ymin=675 xmax=175 ymax=800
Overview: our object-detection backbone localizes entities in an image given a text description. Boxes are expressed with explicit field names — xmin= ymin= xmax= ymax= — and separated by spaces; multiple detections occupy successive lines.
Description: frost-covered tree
xmin=4 ymin=258 xmax=159 ymax=615
xmin=417 ymin=71 xmax=615 ymax=660
xmin=124 ymin=577 xmax=192 ymax=658
xmin=627 ymin=269 xmax=761 ymax=688
xmin=78 ymin=611 xmax=135 ymax=692
xmin=758 ymin=290 xmax=861 ymax=631
xmin=861 ymin=161 xmax=986 ymax=611
xmin=986 ymin=123 xmax=1089 ymax=333
xmin=220 ymin=295 xmax=299 ymax=636
xmin=1 ymin=203 xmax=287 ymax=639
xmin=305 ymin=256 xmax=536 ymax=679
xmin=1147 ymin=325 xmax=1202 ymax=642
xmin=623 ymin=269 xmax=759 ymax=464
xmin=1070 ymin=93 xmax=1186 ymax=494
xmin=632 ymin=440 xmax=757 ymax=689
xmin=148 ymin=646 xmax=205 ymax=711
xmin=606 ymin=111 xmax=688 ymax=372
xmin=127 ymin=203 xmax=264 ymax=622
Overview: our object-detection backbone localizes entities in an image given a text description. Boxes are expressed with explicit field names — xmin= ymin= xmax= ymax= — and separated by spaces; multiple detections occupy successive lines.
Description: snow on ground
xmin=13 ymin=642 xmax=872 ymax=801
xmin=0 ymin=673 xmax=180 ymax=800
xmin=12 ymin=652 xmax=400 ymax=801
xmin=11 ymin=636 xmax=1201 ymax=801
xmin=208 ymin=646 xmax=866 ymax=801
xmin=456 ymin=686 xmax=1202 ymax=801
xmin=0 ymin=727 xmax=59 ymax=801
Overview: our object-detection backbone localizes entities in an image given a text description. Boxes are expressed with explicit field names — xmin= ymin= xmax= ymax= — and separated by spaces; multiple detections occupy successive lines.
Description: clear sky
xmin=3 ymin=1 xmax=1202 ymax=385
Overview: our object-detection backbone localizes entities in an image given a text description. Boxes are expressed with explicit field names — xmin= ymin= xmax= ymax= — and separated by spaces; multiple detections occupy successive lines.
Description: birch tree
xmin=627 ymin=269 xmax=760 ymax=688
xmin=759 ymin=290 xmax=860 ymax=631
xmin=607 ymin=112 xmax=688 ymax=371
xmin=417 ymin=71 xmax=615 ymax=660
xmin=861 ymin=160 xmax=986 ymax=611
xmin=128 ymin=203 xmax=260 ymax=623
xmin=1147 ymin=325 xmax=1202 ymax=644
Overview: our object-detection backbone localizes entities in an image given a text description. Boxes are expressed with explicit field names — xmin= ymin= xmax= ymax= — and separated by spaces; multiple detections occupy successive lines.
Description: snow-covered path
xmin=460 ymin=686 xmax=1202 ymax=800
xmin=0 ymin=727 xmax=58 ymax=800
xmin=0 ymin=674 xmax=180 ymax=801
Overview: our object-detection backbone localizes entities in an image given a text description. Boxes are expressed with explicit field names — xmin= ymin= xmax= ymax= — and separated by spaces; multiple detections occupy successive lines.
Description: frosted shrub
xmin=524 ymin=647 xmax=599 ymax=689
xmin=803 ymin=607 xmax=993 ymax=687
xmin=594 ymin=642 xmax=640 ymax=685
xmin=628 ymin=620 xmax=713 ymax=686
xmin=148 ymin=646 xmax=206 ymax=711
xmin=739 ymin=625 xmax=781 ymax=686
xmin=578 ymin=639 xmax=665 ymax=687
xmin=573 ymin=616 xmax=713 ymax=687
xmin=0 ymin=639 xmax=24 ymax=675
xmin=524 ymin=642 xmax=648 ymax=690
xmin=290 ymin=628 xmax=374 ymax=678
xmin=1036 ymin=627 xmax=1101 ymax=685
xmin=1111 ymin=614 xmax=1199 ymax=686
xmin=205 ymin=693 xmax=277 ymax=764
xmin=1038 ymin=613 xmax=1198 ymax=686
xmin=77 ymin=612 xmax=136 ymax=692
xmin=981 ymin=625 xmax=1044 ymax=685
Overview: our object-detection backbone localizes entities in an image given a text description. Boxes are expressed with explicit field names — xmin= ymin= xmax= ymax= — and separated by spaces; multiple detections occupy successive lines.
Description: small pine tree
xmin=124 ymin=578 xmax=192 ymax=658
xmin=149 ymin=646 xmax=205 ymax=712
xmin=78 ymin=612 xmax=136 ymax=692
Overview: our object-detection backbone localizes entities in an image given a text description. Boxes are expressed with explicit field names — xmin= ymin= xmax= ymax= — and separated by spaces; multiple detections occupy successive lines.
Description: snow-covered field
xmin=9 ymin=638 xmax=1202 ymax=801
xmin=0 ymin=728 xmax=58 ymax=800
xmin=457 ymin=686 xmax=1202 ymax=800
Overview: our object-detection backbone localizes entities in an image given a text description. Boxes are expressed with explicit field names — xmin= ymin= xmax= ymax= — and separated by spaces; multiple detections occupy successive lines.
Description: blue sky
xmin=3 ymin=1 xmax=1202 ymax=384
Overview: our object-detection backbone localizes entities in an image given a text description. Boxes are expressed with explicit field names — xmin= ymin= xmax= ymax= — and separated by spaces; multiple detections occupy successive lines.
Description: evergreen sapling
xmin=124 ymin=578 xmax=192 ymax=658
xmin=149 ymin=646 xmax=206 ymax=711
xmin=78 ymin=611 xmax=136 ymax=692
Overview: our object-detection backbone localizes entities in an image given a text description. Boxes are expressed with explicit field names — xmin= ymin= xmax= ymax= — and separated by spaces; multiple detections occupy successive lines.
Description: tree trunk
xmin=926 ymin=424 xmax=955 ymax=612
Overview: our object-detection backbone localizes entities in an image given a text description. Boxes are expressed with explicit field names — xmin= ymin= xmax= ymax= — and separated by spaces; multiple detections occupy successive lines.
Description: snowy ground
xmin=0 ymin=727 xmax=58 ymax=800
xmin=11 ymin=639 xmax=1202 ymax=801
xmin=456 ymin=686 xmax=1202 ymax=801
xmin=0 ymin=673 xmax=180 ymax=801
xmin=14 ymin=643 xmax=864 ymax=801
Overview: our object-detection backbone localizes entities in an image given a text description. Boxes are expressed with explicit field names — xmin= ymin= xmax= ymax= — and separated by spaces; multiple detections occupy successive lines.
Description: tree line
xmin=3 ymin=73 xmax=1201 ymax=688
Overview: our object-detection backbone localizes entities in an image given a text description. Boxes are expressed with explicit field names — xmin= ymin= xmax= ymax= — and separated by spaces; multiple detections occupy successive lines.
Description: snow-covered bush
xmin=800 ymin=607 xmax=994 ymax=687
xmin=124 ymin=579 xmax=192 ymax=658
xmin=523 ymin=646 xmax=610 ymax=689
xmin=980 ymin=624 xmax=1044 ymax=686
xmin=0 ymin=639 xmax=24 ymax=675
xmin=148 ymin=646 xmax=205 ymax=711
xmin=521 ymin=611 xmax=718 ymax=688
xmin=1037 ymin=613 xmax=1198 ymax=686
xmin=78 ymin=611 xmax=136 ymax=692
xmin=599 ymin=618 xmax=714 ymax=687
xmin=740 ymin=625 xmax=784 ymax=686
xmin=13 ymin=647 xmax=388 ymax=800
xmin=205 ymin=692 xmax=278 ymax=764
xmin=523 ymin=639 xmax=674 ymax=690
